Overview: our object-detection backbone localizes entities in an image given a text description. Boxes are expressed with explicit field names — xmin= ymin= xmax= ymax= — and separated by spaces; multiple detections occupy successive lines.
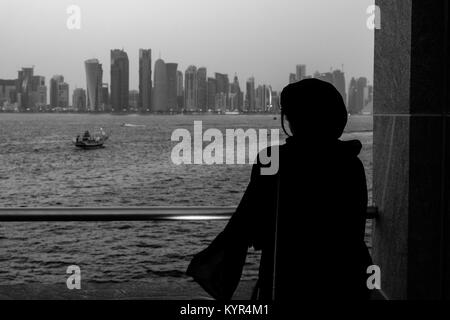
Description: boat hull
xmin=73 ymin=142 xmax=105 ymax=149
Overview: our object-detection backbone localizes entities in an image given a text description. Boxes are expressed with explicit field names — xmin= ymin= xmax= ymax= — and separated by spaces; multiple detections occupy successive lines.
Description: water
xmin=0 ymin=113 xmax=373 ymax=286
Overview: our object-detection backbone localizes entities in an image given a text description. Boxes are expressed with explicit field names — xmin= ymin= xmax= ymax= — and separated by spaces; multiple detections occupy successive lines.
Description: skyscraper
xmin=246 ymin=77 xmax=256 ymax=111
xmin=197 ymin=67 xmax=207 ymax=112
xmin=347 ymin=77 xmax=358 ymax=114
xmin=166 ymin=63 xmax=178 ymax=111
xmin=85 ymin=59 xmax=103 ymax=112
xmin=332 ymin=69 xmax=347 ymax=104
xmin=207 ymin=77 xmax=216 ymax=111
xmin=255 ymin=84 xmax=271 ymax=112
xmin=185 ymin=66 xmax=198 ymax=111
xmin=139 ymin=49 xmax=152 ymax=112
xmin=57 ymin=82 xmax=69 ymax=109
xmin=72 ymin=88 xmax=87 ymax=112
xmin=0 ymin=79 xmax=17 ymax=108
xmin=215 ymin=72 xmax=229 ymax=111
xmin=296 ymin=64 xmax=306 ymax=81
xmin=31 ymin=75 xmax=47 ymax=109
xmin=50 ymin=75 xmax=64 ymax=108
xmin=17 ymin=67 xmax=34 ymax=111
xmin=102 ymin=83 xmax=109 ymax=111
xmin=289 ymin=73 xmax=296 ymax=84
xmin=176 ymin=70 xmax=184 ymax=111
xmin=230 ymin=74 xmax=243 ymax=111
xmin=111 ymin=49 xmax=129 ymax=112
xmin=153 ymin=58 xmax=168 ymax=112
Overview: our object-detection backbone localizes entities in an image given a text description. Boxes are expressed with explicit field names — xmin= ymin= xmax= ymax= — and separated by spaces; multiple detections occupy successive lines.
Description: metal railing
xmin=0 ymin=206 xmax=378 ymax=221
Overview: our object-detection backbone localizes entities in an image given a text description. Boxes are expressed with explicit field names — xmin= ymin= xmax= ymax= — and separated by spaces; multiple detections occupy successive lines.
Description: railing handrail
xmin=0 ymin=206 xmax=378 ymax=222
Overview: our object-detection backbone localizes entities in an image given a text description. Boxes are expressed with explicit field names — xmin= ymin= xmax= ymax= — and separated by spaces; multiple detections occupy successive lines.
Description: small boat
xmin=73 ymin=128 xmax=109 ymax=149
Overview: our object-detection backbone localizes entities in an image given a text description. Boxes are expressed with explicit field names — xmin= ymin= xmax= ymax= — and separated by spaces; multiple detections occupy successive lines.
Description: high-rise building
xmin=271 ymin=91 xmax=281 ymax=113
xmin=255 ymin=84 xmax=271 ymax=112
xmin=139 ymin=49 xmax=152 ymax=112
xmin=318 ymin=72 xmax=334 ymax=84
xmin=166 ymin=63 xmax=178 ymax=111
xmin=296 ymin=64 xmax=306 ymax=81
xmin=17 ymin=67 xmax=34 ymax=111
xmin=289 ymin=73 xmax=296 ymax=84
xmin=110 ymin=49 xmax=129 ymax=112
xmin=72 ymin=88 xmax=87 ymax=112
xmin=31 ymin=75 xmax=47 ymax=109
xmin=85 ymin=59 xmax=103 ymax=112
xmin=197 ymin=67 xmax=207 ymax=112
xmin=215 ymin=72 xmax=229 ymax=111
xmin=57 ymin=82 xmax=69 ymax=109
xmin=0 ymin=79 xmax=17 ymax=108
xmin=50 ymin=75 xmax=64 ymax=108
xmin=332 ymin=70 xmax=347 ymax=104
xmin=215 ymin=92 xmax=227 ymax=112
xmin=153 ymin=58 xmax=168 ymax=112
xmin=230 ymin=74 xmax=243 ymax=111
xmin=101 ymin=83 xmax=109 ymax=111
xmin=207 ymin=77 xmax=216 ymax=111
xmin=347 ymin=77 xmax=361 ymax=114
xmin=176 ymin=70 xmax=184 ymax=111
xmin=246 ymin=77 xmax=256 ymax=111
xmin=185 ymin=66 xmax=198 ymax=111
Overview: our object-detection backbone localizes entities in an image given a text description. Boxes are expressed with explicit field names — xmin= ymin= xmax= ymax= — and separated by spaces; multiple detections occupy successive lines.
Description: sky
xmin=0 ymin=0 xmax=374 ymax=97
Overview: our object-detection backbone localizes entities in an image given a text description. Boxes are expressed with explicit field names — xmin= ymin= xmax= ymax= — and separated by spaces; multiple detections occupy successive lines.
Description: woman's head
xmin=280 ymin=79 xmax=348 ymax=140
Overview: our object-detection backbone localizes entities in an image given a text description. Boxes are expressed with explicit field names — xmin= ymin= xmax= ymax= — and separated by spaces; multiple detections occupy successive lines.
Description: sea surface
xmin=0 ymin=114 xmax=373 ymax=286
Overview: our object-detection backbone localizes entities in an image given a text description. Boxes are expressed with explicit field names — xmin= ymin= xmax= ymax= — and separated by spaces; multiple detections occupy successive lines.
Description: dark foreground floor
xmin=0 ymin=279 xmax=255 ymax=300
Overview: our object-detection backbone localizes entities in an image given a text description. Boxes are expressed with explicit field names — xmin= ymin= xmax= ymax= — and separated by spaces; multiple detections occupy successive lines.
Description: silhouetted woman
xmin=187 ymin=79 xmax=372 ymax=301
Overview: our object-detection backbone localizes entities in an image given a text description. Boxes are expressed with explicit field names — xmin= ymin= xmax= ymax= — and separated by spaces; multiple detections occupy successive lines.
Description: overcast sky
xmin=0 ymin=0 xmax=374 ymax=94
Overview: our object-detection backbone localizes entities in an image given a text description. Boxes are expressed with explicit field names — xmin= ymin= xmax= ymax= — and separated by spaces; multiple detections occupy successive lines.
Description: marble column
xmin=373 ymin=0 xmax=449 ymax=299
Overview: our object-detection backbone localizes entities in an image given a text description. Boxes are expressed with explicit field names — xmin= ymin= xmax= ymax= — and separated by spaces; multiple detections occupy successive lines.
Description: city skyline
xmin=1 ymin=54 xmax=373 ymax=114
xmin=0 ymin=0 xmax=374 ymax=98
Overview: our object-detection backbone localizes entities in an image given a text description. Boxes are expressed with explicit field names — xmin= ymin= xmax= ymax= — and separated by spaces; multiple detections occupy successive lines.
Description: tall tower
xmin=139 ymin=49 xmax=152 ymax=112
xmin=73 ymin=88 xmax=87 ymax=112
xmin=166 ymin=63 xmax=178 ymax=111
xmin=207 ymin=77 xmax=216 ymax=111
xmin=185 ymin=66 xmax=198 ymax=111
xmin=289 ymin=73 xmax=296 ymax=84
xmin=296 ymin=64 xmax=306 ymax=81
xmin=347 ymin=77 xmax=358 ymax=114
xmin=230 ymin=74 xmax=243 ymax=111
xmin=153 ymin=58 xmax=168 ymax=112
xmin=246 ymin=77 xmax=256 ymax=111
xmin=50 ymin=75 xmax=64 ymax=108
xmin=176 ymin=70 xmax=184 ymax=111
xmin=85 ymin=59 xmax=103 ymax=112
xmin=332 ymin=69 xmax=347 ymax=104
xmin=215 ymin=72 xmax=229 ymax=112
xmin=111 ymin=49 xmax=129 ymax=112
xmin=17 ymin=67 xmax=34 ymax=111
xmin=197 ymin=67 xmax=207 ymax=112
